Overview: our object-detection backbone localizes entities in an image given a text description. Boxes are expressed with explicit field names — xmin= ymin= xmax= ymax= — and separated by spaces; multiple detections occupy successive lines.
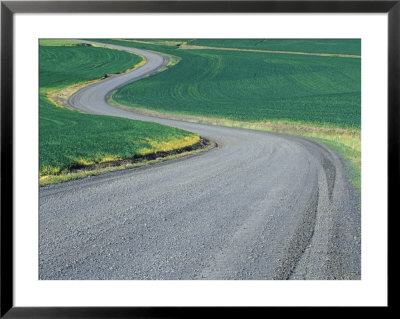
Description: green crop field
xmin=110 ymin=39 xmax=361 ymax=56
xmin=185 ymin=39 xmax=361 ymax=56
xmin=39 ymin=40 xmax=143 ymax=89
xmin=95 ymin=39 xmax=361 ymax=128
xmin=39 ymin=39 xmax=199 ymax=184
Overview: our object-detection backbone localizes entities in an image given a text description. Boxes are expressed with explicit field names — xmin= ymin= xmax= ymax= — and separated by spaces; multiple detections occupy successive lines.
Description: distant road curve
xmin=39 ymin=40 xmax=360 ymax=280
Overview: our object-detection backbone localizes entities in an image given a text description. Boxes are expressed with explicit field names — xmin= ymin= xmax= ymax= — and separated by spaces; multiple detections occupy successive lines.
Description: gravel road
xmin=39 ymin=40 xmax=361 ymax=280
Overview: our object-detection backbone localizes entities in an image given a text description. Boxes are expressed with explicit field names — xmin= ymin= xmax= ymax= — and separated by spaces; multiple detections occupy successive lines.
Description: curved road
xmin=39 ymin=40 xmax=361 ymax=280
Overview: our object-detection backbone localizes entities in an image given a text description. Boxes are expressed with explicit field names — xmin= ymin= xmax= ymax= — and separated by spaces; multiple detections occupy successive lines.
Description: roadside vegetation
xmin=185 ymin=39 xmax=361 ymax=56
xmin=93 ymin=38 xmax=361 ymax=189
xmin=110 ymin=39 xmax=361 ymax=56
xmin=39 ymin=39 xmax=200 ymax=186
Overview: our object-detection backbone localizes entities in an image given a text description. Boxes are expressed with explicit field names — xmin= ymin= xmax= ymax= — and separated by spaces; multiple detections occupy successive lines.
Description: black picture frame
xmin=1 ymin=0 xmax=395 ymax=317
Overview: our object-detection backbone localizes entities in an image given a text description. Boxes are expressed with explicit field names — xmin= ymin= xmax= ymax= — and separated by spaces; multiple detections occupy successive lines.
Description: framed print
xmin=1 ymin=0 xmax=395 ymax=317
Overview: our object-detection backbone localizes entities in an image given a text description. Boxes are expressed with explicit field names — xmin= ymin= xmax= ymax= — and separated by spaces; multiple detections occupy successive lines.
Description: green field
xmin=39 ymin=40 xmax=143 ymax=89
xmin=185 ymin=39 xmax=361 ymax=56
xmin=113 ymin=39 xmax=361 ymax=56
xmin=95 ymin=39 xmax=360 ymax=128
xmin=39 ymin=39 xmax=199 ymax=184
xmin=94 ymin=39 xmax=361 ymax=188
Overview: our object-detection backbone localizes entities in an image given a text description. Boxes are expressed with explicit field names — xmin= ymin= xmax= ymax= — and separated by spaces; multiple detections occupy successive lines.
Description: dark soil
xmin=68 ymin=137 xmax=214 ymax=174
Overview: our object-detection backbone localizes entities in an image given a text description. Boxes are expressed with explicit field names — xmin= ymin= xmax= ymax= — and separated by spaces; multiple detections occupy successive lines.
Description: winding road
xmin=39 ymin=40 xmax=361 ymax=280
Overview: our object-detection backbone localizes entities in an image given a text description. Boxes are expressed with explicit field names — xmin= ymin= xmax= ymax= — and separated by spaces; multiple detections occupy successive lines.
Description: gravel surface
xmin=39 ymin=40 xmax=361 ymax=280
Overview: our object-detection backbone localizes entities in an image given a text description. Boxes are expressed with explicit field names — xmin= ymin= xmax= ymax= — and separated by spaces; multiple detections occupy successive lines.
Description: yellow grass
xmin=138 ymin=135 xmax=200 ymax=155
xmin=46 ymin=79 xmax=98 ymax=109
xmin=180 ymin=44 xmax=361 ymax=59
xmin=75 ymin=156 xmax=123 ymax=166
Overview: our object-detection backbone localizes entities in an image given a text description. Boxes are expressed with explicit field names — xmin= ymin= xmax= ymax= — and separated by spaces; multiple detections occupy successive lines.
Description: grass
xmin=39 ymin=39 xmax=200 ymax=184
xmin=93 ymin=38 xmax=361 ymax=189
